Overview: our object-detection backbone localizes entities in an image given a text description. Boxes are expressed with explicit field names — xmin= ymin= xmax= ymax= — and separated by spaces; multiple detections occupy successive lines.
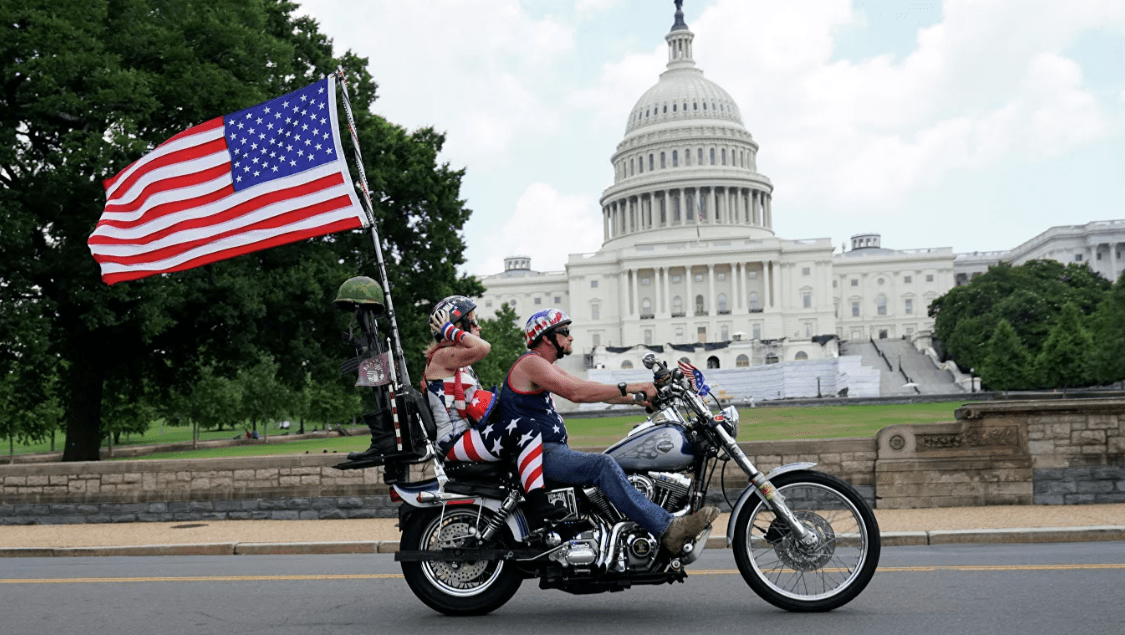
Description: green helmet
xmin=334 ymin=276 xmax=386 ymax=313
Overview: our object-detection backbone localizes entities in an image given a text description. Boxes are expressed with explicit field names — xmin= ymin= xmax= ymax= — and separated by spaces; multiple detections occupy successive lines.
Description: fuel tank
xmin=605 ymin=423 xmax=694 ymax=472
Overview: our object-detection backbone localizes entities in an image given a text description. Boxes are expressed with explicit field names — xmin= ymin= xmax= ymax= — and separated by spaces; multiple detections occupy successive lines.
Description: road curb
xmin=1 ymin=527 xmax=1122 ymax=558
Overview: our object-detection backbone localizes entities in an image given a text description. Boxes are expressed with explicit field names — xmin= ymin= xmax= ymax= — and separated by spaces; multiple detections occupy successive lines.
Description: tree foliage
xmin=1 ymin=0 xmax=480 ymax=460
xmin=474 ymin=303 xmax=526 ymax=391
xmin=929 ymin=260 xmax=1110 ymax=389
xmin=979 ymin=319 xmax=1032 ymax=391
xmin=1034 ymin=303 xmax=1094 ymax=389
xmin=1087 ymin=269 xmax=1125 ymax=386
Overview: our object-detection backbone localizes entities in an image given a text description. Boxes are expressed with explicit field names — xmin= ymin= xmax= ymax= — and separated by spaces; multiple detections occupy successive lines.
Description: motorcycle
xmin=389 ymin=353 xmax=881 ymax=615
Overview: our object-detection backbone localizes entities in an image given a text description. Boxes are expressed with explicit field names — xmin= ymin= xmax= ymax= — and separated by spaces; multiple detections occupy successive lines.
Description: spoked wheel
xmin=399 ymin=506 xmax=522 ymax=616
xmin=732 ymin=470 xmax=880 ymax=612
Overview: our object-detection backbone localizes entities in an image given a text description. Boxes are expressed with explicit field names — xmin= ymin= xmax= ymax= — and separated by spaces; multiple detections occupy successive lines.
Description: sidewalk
xmin=2 ymin=504 xmax=1124 ymax=557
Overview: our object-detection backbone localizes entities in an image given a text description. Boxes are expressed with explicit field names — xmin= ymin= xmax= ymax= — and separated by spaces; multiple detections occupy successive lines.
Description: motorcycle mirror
xmin=642 ymin=354 xmax=657 ymax=369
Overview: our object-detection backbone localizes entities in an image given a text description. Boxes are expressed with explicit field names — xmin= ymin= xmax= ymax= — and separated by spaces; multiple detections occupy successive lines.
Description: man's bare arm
xmin=520 ymin=355 xmax=652 ymax=403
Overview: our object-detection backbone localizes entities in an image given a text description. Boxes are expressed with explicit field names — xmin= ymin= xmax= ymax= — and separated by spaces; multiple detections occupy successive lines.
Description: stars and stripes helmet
xmin=525 ymin=308 xmax=572 ymax=348
xmin=430 ymin=295 xmax=477 ymax=340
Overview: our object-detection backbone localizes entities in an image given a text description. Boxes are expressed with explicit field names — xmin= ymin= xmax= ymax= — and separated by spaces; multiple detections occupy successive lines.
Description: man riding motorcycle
xmin=495 ymin=308 xmax=719 ymax=553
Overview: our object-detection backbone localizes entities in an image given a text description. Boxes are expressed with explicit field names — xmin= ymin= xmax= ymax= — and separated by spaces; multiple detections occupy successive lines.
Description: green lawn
xmin=98 ymin=400 xmax=965 ymax=461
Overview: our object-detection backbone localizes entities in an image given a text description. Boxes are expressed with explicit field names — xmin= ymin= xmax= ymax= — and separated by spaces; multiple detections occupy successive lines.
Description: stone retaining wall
xmin=2 ymin=398 xmax=1122 ymax=524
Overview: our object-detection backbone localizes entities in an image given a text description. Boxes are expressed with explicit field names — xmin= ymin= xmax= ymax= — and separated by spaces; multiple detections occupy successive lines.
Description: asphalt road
xmin=2 ymin=543 xmax=1123 ymax=635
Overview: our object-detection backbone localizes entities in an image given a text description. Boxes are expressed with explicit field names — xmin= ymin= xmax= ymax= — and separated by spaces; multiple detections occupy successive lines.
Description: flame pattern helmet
xmin=525 ymin=308 xmax=572 ymax=348
xmin=430 ymin=295 xmax=477 ymax=340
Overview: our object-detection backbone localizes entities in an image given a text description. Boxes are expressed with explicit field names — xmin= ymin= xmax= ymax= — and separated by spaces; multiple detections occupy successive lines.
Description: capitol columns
xmin=764 ymin=260 xmax=773 ymax=309
xmin=736 ymin=262 xmax=744 ymax=310
xmin=657 ymin=265 xmax=666 ymax=315
xmin=630 ymin=268 xmax=640 ymax=319
xmin=707 ymin=264 xmax=716 ymax=314
xmin=685 ymin=265 xmax=694 ymax=314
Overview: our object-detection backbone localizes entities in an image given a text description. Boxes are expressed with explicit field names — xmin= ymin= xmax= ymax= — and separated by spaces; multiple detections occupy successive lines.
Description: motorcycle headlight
xmin=719 ymin=405 xmax=739 ymax=438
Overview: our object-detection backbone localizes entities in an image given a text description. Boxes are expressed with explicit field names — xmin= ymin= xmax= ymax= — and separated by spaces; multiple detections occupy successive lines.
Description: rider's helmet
xmin=333 ymin=276 xmax=385 ymax=314
xmin=525 ymin=308 xmax=572 ymax=350
xmin=430 ymin=295 xmax=478 ymax=340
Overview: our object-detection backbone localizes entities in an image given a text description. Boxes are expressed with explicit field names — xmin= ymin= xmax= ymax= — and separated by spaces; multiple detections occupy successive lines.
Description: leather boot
xmin=524 ymin=489 xmax=570 ymax=528
xmin=660 ymin=506 xmax=720 ymax=554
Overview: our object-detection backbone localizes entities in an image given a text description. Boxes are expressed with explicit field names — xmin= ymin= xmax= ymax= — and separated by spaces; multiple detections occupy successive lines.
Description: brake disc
xmin=766 ymin=512 xmax=836 ymax=571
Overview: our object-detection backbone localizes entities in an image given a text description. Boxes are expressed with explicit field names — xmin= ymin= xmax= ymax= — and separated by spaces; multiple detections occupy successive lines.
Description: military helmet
xmin=333 ymin=276 xmax=386 ymax=313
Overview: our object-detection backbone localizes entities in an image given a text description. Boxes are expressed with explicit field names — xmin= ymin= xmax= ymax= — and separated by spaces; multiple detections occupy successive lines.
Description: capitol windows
xmin=672 ymin=150 xmax=678 ymax=167
xmin=673 ymin=103 xmax=677 ymax=112
xmin=592 ymin=333 xmax=601 ymax=347
xmin=621 ymin=360 xmax=633 ymax=369
xmin=639 ymin=157 xmax=644 ymax=174
xmin=721 ymin=324 xmax=729 ymax=340
xmin=534 ymin=297 xmax=541 ymax=305
xmin=721 ymin=148 xmax=727 ymax=165
xmin=703 ymin=102 xmax=707 ymax=110
xmin=672 ymin=296 xmax=683 ymax=315
xmin=748 ymin=271 xmax=758 ymax=279
xmin=850 ymin=279 xmax=858 ymax=287
xmin=649 ymin=154 xmax=654 ymax=171
xmin=695 ymin=295 xmax=705 ymax=315
xmin=752 ymin=324 xmax=761 ymax=340
xmin=675 ymin=327 xmax=684 ymax=343
xmin=717 ymin=272 xmax=726 ymax=281
xmin=877 ymin=295 xmax=887 ymax=316
xmin=672 ymin=274 xmax=682 ymax=283
xmin=698 ymin=326 xmax=707 ymax=342
xmin=641 ymin=298 xmax=652 ymax=316
xmin=710 ymin=148 xmax=715 ymax=165
xmin=904 ymin=275 xmax=912 ymax=284
xmin=905 ymin=298 xmax=914 ymax=314
xmin=802 ymin=291 xmax=811 ymax=308
xmin=644 ymin=329 xmax=653 ymax=345
xmin=736 ymin=354 xmax=749 ymax=368
xmin=660 ymin=152 xmax=665 ymax=169
xmin=926 ymin=274 xmax=934 ymax=282
xmin=590 ymin=280 xmax=599 ymax=288
xmin=851 ymin=301 xmax=860 ymax=317
xmin=749 ymin=292 xmax=759 ymax=311
xmin=693 ymin=101 xmax=698 ymax=110
xmin=694 ymin=272 xmax=703 ymax=282
xmin=591 ymin=303 xmax=600 ymax=320
xmin=718 ymin=294 xmax=728 ymax=313
xmin=795 ymin=351 xmax=809 ymax=361
xmin=630 ymin=158 xmax=634 ymax=175
xmin=697 ymin=148 xmax=703 ymax=164
xmin=640 ymin=276 xmax=651 ymax=285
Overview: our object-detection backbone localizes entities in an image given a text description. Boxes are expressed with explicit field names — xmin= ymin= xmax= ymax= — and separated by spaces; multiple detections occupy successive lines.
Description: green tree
xmin=929 ymin=260 xmax=1109 ymax=374
xmin=1 ymin=0 xmax=480 ymax=460
xmin=1034 ymin=303 xmax=1094 ymax=389
xmin=235 ymin=354 xmax=290 ymax=435
xmin=1088 ymin=270 xmax=1125 ymax=386
xmin=474 ymin=303 xmax=526 ymax=390
xmin=165 ymin=363 xmax=244 ymax=446
xmin=978 ymin=319 xmax=1033 ymax=390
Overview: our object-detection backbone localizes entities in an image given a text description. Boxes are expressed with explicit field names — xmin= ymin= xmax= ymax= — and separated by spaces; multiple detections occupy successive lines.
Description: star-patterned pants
xmin=443 ymin=417 xmax=545 ymax=493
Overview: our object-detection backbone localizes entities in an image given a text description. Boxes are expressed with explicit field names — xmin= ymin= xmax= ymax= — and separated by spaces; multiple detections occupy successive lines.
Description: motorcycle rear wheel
xmin=399 ymin=506 xmax=522 ymax=616
xmin=732 ymin=470 xmax=880 ymax=612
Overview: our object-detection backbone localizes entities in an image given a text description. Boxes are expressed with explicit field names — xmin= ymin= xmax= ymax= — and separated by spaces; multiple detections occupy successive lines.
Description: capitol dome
xmin=600 ymin=2 xmax=775 ymax=249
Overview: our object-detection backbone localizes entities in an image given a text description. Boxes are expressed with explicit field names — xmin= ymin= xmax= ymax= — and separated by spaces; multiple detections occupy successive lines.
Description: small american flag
xmin=88 ymin=76 xmax=366 ymax=285
xmin=678 ymin=359 xmax=710 ymax=396
xmin=696 ymin=197 xmax=705 ymax=222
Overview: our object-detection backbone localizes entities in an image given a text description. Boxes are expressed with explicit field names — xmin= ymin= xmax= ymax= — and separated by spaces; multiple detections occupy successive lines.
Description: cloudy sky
xmin=298 ymin=0 xmax=1125 ymax=276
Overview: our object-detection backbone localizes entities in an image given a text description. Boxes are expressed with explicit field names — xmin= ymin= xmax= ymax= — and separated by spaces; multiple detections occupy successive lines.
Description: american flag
xmin=678 ymin=359 xmax=710 ymax=396
xmin=696 ymin=196 xmax=705 ymax=222
xmin=88 ymin=76 xmax=367 ymax=285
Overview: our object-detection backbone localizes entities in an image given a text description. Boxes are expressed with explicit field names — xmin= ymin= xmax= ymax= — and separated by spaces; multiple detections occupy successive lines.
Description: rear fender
xmin=725 ymin=463 xmax=816 ymax=547
xmin=392 ymin=481 xmax=530 ymax=542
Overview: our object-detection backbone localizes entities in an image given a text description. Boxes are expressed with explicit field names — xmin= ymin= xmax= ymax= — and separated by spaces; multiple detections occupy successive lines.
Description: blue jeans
xmin=541 ymin=443 xmax=672 ymax=536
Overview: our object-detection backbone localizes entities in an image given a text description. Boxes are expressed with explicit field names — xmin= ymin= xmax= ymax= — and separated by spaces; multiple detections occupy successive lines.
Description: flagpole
xmin=334 ymin=67 xmax=412 ymax=389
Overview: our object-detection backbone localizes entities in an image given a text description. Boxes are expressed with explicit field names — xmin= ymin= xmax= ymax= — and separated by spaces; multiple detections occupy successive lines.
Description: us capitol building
xmin=477 ymin=4 xmax=1125 ymax=392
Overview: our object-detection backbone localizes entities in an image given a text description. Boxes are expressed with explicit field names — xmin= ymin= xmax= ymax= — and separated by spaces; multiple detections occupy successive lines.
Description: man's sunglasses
xmin=552 ymin=327 xmax=570 ymax=337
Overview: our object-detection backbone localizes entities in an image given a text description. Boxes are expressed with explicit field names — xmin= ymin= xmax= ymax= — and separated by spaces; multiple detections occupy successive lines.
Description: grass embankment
xmin=101 ymin=401 xmax=963 ymax=461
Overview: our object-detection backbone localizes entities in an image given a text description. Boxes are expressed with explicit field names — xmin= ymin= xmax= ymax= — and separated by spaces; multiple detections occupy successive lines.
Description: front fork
xmin=712 ymin=424 xmax=817 ymax=546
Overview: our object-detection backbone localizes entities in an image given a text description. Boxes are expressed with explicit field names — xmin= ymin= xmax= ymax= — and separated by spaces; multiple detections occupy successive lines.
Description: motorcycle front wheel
xmin=399 ymin=506 xmax=522 ymax=616
xmin=732 ymin=470 xmax=880 ymax=612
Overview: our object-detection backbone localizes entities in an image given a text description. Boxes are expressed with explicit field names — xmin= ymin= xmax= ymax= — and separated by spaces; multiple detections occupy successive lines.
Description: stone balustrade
xmin=2 ymin=398 xmax=1122 ymax=524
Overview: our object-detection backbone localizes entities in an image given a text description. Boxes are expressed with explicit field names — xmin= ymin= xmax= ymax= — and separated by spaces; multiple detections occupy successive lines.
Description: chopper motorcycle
xmin=388 ymin=353 xmax=880 ymax=615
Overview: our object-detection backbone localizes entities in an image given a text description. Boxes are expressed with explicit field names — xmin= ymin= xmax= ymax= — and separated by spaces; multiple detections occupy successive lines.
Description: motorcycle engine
xmin=627 ymin=471 xmax=693 ymax=513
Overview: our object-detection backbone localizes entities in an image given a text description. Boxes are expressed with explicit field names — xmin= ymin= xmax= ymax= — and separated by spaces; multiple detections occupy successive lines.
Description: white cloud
xmin=299 ymin=0 xmax=575 ymax=166
xmin=575 ymin=0 xmax=620 ymax=16
xmin=476 ymin=183 xmax=603 ymax=274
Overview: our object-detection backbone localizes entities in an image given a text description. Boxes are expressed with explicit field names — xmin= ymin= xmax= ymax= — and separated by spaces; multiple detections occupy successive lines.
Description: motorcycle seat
xmin=444 ymin=461 xmax=511 ymax=482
